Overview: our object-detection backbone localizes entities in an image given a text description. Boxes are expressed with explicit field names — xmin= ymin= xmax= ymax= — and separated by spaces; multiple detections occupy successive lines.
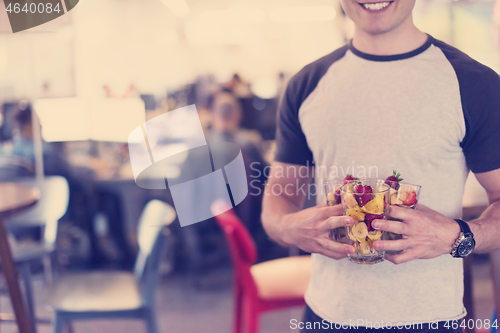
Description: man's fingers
xmin=388 ymin=205 xmax=418 ymax=221
xmin=317 ymin=204 xmax=343 ymax=219
xmin=372 ymin=219 xmax=407 ymax=235
xmin=316 ymin=238 xmax=355 ymax=255
xmin=321 ymin=216 xmax=353 ymax=231
xmin=373 ymin=239 xmax=408 ymax=251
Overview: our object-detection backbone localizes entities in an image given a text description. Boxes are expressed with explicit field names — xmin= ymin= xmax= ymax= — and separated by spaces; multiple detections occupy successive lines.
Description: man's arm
xmin=467 ymin=169 xmax=500 ymax=253
xmin=373 ymin=169 xmax=500 ymax=264
xmin=261 ymin=161 xmax=354 ymax=260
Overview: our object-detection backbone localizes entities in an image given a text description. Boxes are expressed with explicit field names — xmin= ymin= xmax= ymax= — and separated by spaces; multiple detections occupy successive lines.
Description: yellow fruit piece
xmin=399 ymin=184 xmax=414 ymax=194
xmin=359 ymin=242 xmax=371 ymax=255
xmin=327 ymin=192 xmax=337 ymax=205
xmin=391 ymin=193 xmax=403 ymax=205
xmin=351 ymin=222 xmax=368 ymax=239
xmin=346 ymin=206 xmax=365 ymax=222
xmin=361 ymin=194 xmax=385 ymax=214
xmin=367 ymin=230 xmax=382 ymax=240
xmin=343 ymin=193 xmax=358 ymax=208
xmin=357 ymin=236 xmax=366 ymax=243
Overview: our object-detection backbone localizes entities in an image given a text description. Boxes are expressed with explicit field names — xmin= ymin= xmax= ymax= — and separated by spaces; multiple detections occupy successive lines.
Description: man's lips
xmin=359 ymin=1 xmax=394 ymax=11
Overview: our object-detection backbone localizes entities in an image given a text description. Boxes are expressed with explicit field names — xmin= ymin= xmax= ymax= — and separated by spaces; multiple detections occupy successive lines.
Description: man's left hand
xmin=372 ymin=205 xmax=461 ymax=264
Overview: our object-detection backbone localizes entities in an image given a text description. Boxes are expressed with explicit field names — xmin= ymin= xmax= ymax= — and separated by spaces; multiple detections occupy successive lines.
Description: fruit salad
xmin=341 ymin=179 xmax=390 ymax=261
xmin=326 ymin=175 xmax=356 ymax=206
xmin=384 ymin=171 xmax=419 ymax=208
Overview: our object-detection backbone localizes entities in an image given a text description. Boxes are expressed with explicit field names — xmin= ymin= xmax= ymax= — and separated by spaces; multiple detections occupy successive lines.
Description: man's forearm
xmin=469 ymin=200 xmax=500 ymax=253
xmin=261 ymin=192 xmax=303 ymax=246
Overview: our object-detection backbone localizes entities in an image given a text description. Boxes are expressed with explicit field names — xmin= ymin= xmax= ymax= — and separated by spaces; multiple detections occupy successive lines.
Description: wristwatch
xmin=450 ymin=219 xmax=476 ymax=258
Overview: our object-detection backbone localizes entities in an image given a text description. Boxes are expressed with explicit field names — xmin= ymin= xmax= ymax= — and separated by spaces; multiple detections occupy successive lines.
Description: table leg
xmin=0 ymin=219 xmax=33 ymax=333
xmin=491 ymin=250 xmax=500 ymax=328
xmin=20 ymin=263 xmax=37 ymax=333
xmin=463 ymin=256 xmax=475 ymax=333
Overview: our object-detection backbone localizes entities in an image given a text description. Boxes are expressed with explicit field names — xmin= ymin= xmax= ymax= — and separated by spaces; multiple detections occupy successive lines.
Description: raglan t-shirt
xmin=275 ymin=35 xmax=500 ymax=324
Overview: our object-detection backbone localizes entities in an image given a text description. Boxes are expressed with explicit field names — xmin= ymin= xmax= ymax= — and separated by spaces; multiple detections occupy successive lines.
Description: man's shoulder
xmin=433 ymin=38 xmax=499 ymax=81
xmin=287 ymin=44 xmax=349 ymax=93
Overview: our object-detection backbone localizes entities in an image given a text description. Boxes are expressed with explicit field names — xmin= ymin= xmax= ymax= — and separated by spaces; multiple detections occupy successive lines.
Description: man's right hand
xmin=281 ymin=204 xmax=355 ymax=260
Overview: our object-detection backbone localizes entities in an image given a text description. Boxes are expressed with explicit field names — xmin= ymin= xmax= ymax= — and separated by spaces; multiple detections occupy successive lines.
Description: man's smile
xmin=359 ymin=1 xmax=394 ymax=12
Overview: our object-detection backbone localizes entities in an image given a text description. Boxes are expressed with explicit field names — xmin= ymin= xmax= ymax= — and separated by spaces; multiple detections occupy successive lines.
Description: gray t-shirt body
xmin=275 ymin=35 xmax=500 ymax=324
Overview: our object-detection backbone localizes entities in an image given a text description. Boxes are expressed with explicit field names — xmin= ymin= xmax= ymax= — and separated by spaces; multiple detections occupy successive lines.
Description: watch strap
xmin=454 ymin=219 xmax=472 ymax=237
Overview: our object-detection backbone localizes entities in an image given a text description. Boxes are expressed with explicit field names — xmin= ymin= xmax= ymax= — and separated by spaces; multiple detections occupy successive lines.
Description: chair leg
xmin=144 ymin=308 xmax=158 ymax=333
xmin=42 ymin=255 xmax=53 ymax=286
xmin=234 ymin=283 xmax=243 ymax=333
xmin=65 ymin=321 xmax=75 ymax=333
xmin=243 ymin=296 xmax=259 ymax=333
xmin=53 ymin=313 xmax=64 ymax=333
xmin=20 ymin=262 xmax=37 ymax=333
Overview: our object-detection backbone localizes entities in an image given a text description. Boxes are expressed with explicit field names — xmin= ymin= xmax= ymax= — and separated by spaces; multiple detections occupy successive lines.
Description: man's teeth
xmin=362 ymin=2 xmax=391 ymax=10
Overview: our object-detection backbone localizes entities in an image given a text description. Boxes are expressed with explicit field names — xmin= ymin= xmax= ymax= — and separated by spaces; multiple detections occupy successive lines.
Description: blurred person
xmin=211 ymin=93 xmax=285 ymax=261
xmin=1 ymin=103 xmax=71 ymax=178
xmin=209 ymin=92 xmax=268 ymax=227
xmin=262 ymin=0 xmax=500 ymax=332
xmin=223 ymin=73 xmax=252 ymax=98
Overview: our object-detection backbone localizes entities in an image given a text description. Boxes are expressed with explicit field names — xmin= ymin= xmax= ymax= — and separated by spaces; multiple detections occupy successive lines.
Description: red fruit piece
xmin=365 ymin=213 xmax=383 ymax=232
xmin=334 ymin=189 xmax=341 ymax=205
xmin=354 ymin=184 xmax=364 ymax=193
xmin=344 ymin=175 xmax=357 ymax=184
xmin=385 ymin=170 xmax=403 ymax=190
xmin=354 ymin=185 xmax=373 ymax=207
xmin=403 ymin=191 xmax=417 ymax=206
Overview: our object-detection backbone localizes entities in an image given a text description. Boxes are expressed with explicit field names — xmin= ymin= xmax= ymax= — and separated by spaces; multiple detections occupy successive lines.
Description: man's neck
xmin=352 ymin=20 xmax=428 ymax=56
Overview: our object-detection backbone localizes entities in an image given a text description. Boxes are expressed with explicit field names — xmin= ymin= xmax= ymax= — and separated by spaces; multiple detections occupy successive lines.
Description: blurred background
xmin=0 ymin=0 xmax=499 ymax=332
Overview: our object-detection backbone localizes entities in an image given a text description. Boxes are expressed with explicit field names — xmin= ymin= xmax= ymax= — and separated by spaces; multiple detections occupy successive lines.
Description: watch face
xmin=458 ymin=238 xmax=475 ymax=257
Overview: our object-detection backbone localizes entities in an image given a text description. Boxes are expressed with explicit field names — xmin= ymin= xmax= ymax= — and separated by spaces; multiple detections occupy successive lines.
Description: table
xmin=0 ymin=183 xmax=40 ymax=333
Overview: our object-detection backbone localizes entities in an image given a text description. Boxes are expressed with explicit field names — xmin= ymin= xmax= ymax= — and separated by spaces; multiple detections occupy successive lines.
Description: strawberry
xmin=385 ymin=170 xmax=403 ymax=190
xmin=354 ymin=184 xmax=373 ymax=207
xmin=344 ymin=175 xmax=357 ymax=184
xmin=334 ymin=189 xmax=341 ymax=205
xmin=365 ymin=213 xmax=383 ymax=231
xmin=403 ymin=191 xmax=417 ymax=206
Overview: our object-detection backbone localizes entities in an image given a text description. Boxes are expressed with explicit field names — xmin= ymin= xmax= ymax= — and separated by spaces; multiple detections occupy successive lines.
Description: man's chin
xmin=360 ymin=25 xmax=395 ymax=36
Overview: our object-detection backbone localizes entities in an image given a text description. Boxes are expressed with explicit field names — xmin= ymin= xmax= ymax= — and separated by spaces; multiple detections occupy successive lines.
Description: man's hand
xmin=281 ymin=204 xmax=355 ymax=260
xmin=371 ymin=205 xmax=461 ymax=264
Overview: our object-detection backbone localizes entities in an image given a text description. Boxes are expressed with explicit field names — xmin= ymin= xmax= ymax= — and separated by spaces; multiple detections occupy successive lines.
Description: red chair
xmin=212 ymin=201 xmax=311 ymax=333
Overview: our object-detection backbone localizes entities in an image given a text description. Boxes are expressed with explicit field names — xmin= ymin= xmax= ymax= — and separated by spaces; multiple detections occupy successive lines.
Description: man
xmin=262 ymin=1 xmax=500 ymax=332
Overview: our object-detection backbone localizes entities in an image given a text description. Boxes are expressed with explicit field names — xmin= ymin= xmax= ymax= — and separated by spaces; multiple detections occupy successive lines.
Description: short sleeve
xmin=273 ymin=46 xmax=349 ymax=166
xmin=434 ymin=39 xmax=500 ymax=173
xmin=460 ymin=69 xmax=500 ymax=173
xmin=274 ymin=77 xmax=314 ymax=166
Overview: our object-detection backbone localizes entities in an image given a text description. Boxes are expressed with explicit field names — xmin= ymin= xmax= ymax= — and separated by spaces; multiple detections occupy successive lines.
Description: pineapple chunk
xmin=361 ymin=194 xmax=384 ymax=214
xmin=346 ymin=206 xmax=365 ymax=222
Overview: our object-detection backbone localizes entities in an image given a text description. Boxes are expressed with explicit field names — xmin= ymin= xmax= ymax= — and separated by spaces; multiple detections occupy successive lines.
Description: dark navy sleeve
xmin=435 ymin=40 xmax=500 ymax=173
xmin=274 ymin=45 xmax=348 ymax=166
